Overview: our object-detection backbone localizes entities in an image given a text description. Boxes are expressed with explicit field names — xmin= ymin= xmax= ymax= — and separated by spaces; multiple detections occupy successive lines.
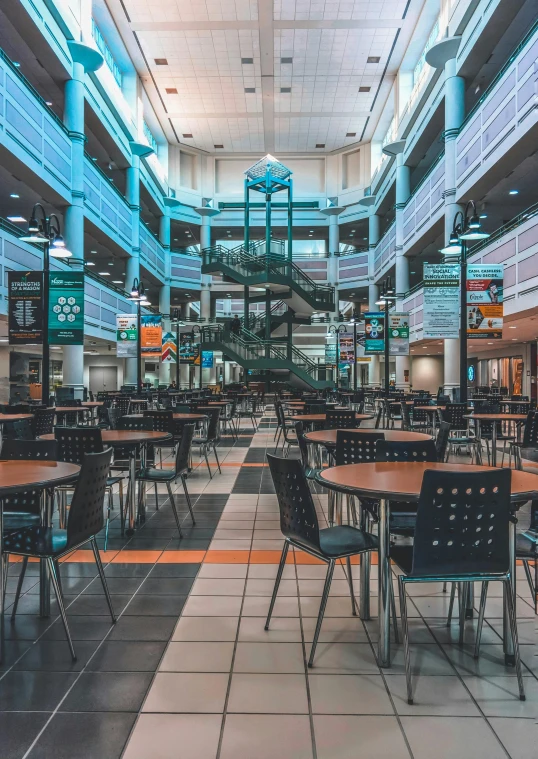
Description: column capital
xmin=425 ymin=36 xmax=461 ymax=69
xmin=382 ymin=139 xmax=405 ymax=157
xmin=67 ymin=41 xmax=104 ymax=73
xmin=130 ymin=141 xmax=155 ymax=158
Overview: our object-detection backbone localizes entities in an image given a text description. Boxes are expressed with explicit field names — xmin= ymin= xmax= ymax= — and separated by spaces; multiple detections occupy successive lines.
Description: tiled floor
xmin=1 ymin=410 xmax=536 ymax=758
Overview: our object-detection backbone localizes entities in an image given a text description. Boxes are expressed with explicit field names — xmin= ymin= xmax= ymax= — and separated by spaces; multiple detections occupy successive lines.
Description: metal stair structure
xmin=201 ymin=239 xmax=335 ymax=317
xmin=201 ymin=325 xmax=332 ymax=390
xmin=241 ymin=300 xmax=310 ymax=339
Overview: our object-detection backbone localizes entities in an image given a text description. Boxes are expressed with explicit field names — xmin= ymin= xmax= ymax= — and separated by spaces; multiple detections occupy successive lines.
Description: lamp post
xmin=348 ymin=310 xmax=361 ymax=391
xmin=171 ymin=308 xmax=182 ymax=389
xmin=440 ymin=200 xmax=489 ymax=406
xmin=192 ymin=325 xmax=202 ymax=389
xmin=328 ymin=324 xmax=347 ymax=390
xmin=376 ymin=276 xmax=396 ymax=397
xmin=127 ymin=278 xmax=150 ymax=393
xmin=20 ymin=204 xmax=72 ymax=404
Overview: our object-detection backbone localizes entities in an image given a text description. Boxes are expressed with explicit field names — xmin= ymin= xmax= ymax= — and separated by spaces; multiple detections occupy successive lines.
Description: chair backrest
xmin=107 ymin=407 xmax=123 ymax=429
xmin=400 ymin=402 xmax=411 ymax=431
xmin=294 ymin=420 xmax=310 ymax=469
xmin=435 ymin=421 xmax=451 ymax=462
xmin=32 ymin=409 xmax=56 ymax=437
xmin=375 ymin=438 xmax=438 ymax=463
xmin=143 ymin=409 xmax=174 ymax=433
xmin=13 ymin=419 xmax=34 ymax=440
xmin=412 ymin=398 xmax=431 ymax=423
xmin=175 ymin=423 xmax=195 ymax=474
xmin=117 ymin=416 xmax=154 ymax=431
xmin=266 ymin=454 xmax=321 ymax=553
xmin=335 ymin=430 xmax=384 ymax=466
xmin=411 ymin=468 xmax=512 ymax=576
xmin=374 ymin=405 xmax=383 ymax=429
xmin=206 ymin=408 xmax=221 ymax=441
xmin=475 ymin=402 xmax=501 ymax=436
xmin=324 ymin=409 xmax=357 ymax=430
xmin=66 ymin=448 xmax=113 ymax=550
xmin=305 ymin=403 xmax=325 ymax=415
xmin=8 ymin=404 xmax=31 ymax=414
xmin=1 ymin=439 xmax=58 ymax=460
xmin=441 ymin=403 xmax=468 ymax=429
xmin=59 ymin=399 xmax=81 ymax=407
xmin=175 ymin=405 xmax=191 ymax=413
xmin=115 ymin=397 xmax=131 ymax=415
xmin=54 ymin=427 xmax=104 ymax=464
xmin=521 ymin=410 xmax=538 ymax=449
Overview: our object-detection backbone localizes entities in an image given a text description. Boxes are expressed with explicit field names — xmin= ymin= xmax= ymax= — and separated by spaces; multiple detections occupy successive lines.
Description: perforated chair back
xmin=175 ymin=423 xmax=195 ymax=475
xmin=335 ymin=430 xmax=384 ymax=466
xmin=267 ymin=453 xmax=320 ymax=554
xmin=1 ymin=439 xmax=58 ymax=460
xmin=55 ymin=427 xmax=104 ymax=464
xmin=435 ymin=421 xmax=451 ymax=462
xmin=205 ymin=408 xmax=221 ymax=442
xmin=441 ymin=403 xmax=468 ymax=430
xmin=32 ymin=409 xmax=56 ymax=437
xmin=143 ymin=409 xmax=174 ymax=434
xmin=475 ymin=402 xmax=502 ymax=438
xmin=305 ymin=403 xmax=325 ymax=415
xmin=375 ymin=439 xmax=437 ymax=463
xmin=66 ymin=448 xmax=113 ymax=550
xmin=107 ymin=407 xmax=122 ymax=429
xmin=294 ymin=421 xmax=310 ymax=469
xmin=521 ymin=410 xmax=538 ymax=448
xmin=59 ymin=399 xmax=81 ymax=407
xmin=411 ymin=468 xmax=512 ymax=577
xmin=412 ymin=399 xmax=431 ymax=424
xmin=115 ymin=397 xmax=131 ymax=415
xmin=117 ymin=416 xmax=154 ymax=431
xmin=401 ymin=402 xmax=411 ymax=431
xmin=324 ymin=409 xmax=357 ymax=430
xmin=13 ymin=419 xmax=34 ymax=440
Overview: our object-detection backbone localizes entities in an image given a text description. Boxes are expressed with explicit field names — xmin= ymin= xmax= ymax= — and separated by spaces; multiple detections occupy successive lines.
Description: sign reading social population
xmin=48 ymin=271 xmax=84 ymax=344
xmin=423 ymin=264 xmax=459 ymax=339
xmin=8 ymin=271 xmax=43 ymax=344
xmin=389 ymin=313 xmax=410 ymax=356
xmin=364 ymin=312 xmax=385 ymax=354
xmin=116 ymin=314 xmax=137 ymax=358
xmin=467 ymin=264 xmax=503 ymax=339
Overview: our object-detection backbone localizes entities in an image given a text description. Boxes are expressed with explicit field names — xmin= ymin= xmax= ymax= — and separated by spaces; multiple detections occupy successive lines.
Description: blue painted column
xmin=196 ymin=201 xmax=219 ymax=388
xmin=125 ymin=156 xmax=141 ymax=386
xmin=368 ymin=210 xmax=381 ymax=386
xmin=63 ymin=43 xmax=103 ymax=398
xmin=395 ymin=152 xmax=411 ymax=389
xmin=159 ymin=207 xmax=171 ymax=386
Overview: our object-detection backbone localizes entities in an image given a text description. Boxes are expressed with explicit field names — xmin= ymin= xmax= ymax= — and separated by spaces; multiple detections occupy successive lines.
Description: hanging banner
xmin=116 ymin=314 xmax=138 ymax=358
xmin=8 ymin=271 xmax=43 ymax=344
xmin=423 ymin=264 xmax=460 ymax=339
xmin=179 ymin=332 xmax=198 ymax=364
xmin=467 ymin=264 xmax=504 ymax=339
xmin=48 ymin=271 xmax=84 ymax=344
xmin=161 ymin=331 xmax=177 ymax=363
xmin=325 ymin=341 xmax=337 ymax=365
xmin=364 ymin=312 xmax=385 ymax=354
xmin=389 ymin=313 xmax=410 ymax=356
xmin=141 ymin=314 xmax=162 ymax=358
xmin=202 ymin=350 xmax=214 ymax=368
xmin=338 ymin=332 xmax=355 ymax=366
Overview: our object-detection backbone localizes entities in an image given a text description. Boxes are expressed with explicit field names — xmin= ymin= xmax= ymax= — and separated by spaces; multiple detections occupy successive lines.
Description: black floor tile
xmin=0 ymin=711 xmax=51 ymax=759
xmin=245 ymin=449 xmax=268 ymax=462
xmin=104 ymin=563 xmax=153 ymax=578
xmin=0 ymin=671 xmax=78 ymax=710
xmin=149 ymin=563 xmax=200 ymax=578
xmin=108 ymin=615 xmax=177 ymax=641
xmin=4 ymin=615 xmax=54 ymax=641
xmin=13 ymin=640 xmax=100 ymax=672
xmin=123 ymin=594 xmax=187 ymax=616
xmin=27 ymin=576 xmax=92 ymax=596
xmin=41 ymin=616 xmax=116 ymax=641
xmin=88 ymin=640 xmax=167 ymax=672
xmin=121 ymin=538 xmax=172 ymax=550
xmin=28 ymin=712 xmax=136 ymax=759
xmin=82 ymin=577 xmax=142 ymax=595
xmin=54 ymin=563 xmax=100 ymax=578
xmin=167 ymin=538 xmax=211 ymax=550
xmin=5 ymin=575 xmax=40 ymax=595
xmin=66 ymin=594 xmax=131 ymax=617
xmin=0 ymin=640 xmax=33 ymax=671
xmin=138 ymin=577 xmax=195 ymax=595
xmin=60 ymin=672 xmax=153 ymax=712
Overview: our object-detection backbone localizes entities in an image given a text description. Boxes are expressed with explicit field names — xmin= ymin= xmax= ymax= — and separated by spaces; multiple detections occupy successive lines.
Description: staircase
xmin=202 ymin=240 xmax=335 ymax=316
xmin=241 ymin=301 xmax=310 ymax=339
xmin=201 ymin=325 xmax=332 ymax=390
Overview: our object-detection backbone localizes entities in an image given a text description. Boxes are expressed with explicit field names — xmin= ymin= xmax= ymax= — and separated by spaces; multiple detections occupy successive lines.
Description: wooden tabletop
xmin=206 ymin=401 xmax=229 ymax=406
xmin=319 ymin=461 xmax=538 ymax=502
xmin=0 ymin=460 xmax=80 ymax=494
xmin=81 ymin=402 xmax=103 ymax=407
xmin=0 ymin=413 xmax=34 ymax=422
xmin=173 ymin=413 xmax=208 ymax=422
xmin=464 ymin=413 xmax=527 ymax=422
xmin=305 ymin=429 xmax=432 ymax=447
xmin=40 ymin=430 xmax=173 ymax=446
xmin=54 ymin=407 xmax=89 ymax=414
xmin=195 ymin=406 xmax=222 ymax=412
xmin=415 ymin=405 xmax=444 ymax=411
xmin=290 ymin=412 xmax=374 ymax=423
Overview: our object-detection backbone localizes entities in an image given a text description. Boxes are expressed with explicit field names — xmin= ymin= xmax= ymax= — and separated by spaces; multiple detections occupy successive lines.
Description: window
xmin=143 ymin=121 xmax=158 ymax=153
xmin=92 ymin=19 xmax=122 ymax=87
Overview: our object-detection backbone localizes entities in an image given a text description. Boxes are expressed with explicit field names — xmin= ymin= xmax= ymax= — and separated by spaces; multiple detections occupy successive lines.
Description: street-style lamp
xmin=127 ymin=278 xmax=150 ymax=393
xmin=171 ymin=308 xmax=182 ymax=389
xmin=191 ymin=325 xmax=202 ymax=389
xmin=348 ymin=309 xmax=361 ymax=391
xmin=327 ymin=324 xmax=347 ymax=389
xmin=376 ymin=275 xmax=397 ymax=397
xmin=20 ymin=204 xmax=72 ymax=404
xmin=440 ymin=200 xmax=489 ymax=405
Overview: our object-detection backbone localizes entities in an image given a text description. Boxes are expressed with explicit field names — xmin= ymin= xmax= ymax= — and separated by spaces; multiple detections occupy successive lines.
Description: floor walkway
xmin=1 ymin=411 xmax=536 ymax=758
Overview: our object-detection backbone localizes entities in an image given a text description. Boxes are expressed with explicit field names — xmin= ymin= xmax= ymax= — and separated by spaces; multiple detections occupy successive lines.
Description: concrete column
xmin=124 ymin=158 xmax=141 ymax=386
xmin=158 ymin=210 xmax=172 ymax=386
xmin=367 ymin=211 xmax=381 ymax=386
xmin=158 ymin=284 xmax=171 ymax=386
xmin=395 ymin=152 xmax=411 ymax=390
xmin=443 ymin=56 xmax=465 ymax=394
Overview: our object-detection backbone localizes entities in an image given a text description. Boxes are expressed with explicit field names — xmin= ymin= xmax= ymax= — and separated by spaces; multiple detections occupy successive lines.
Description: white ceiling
xmin=110 ymin=0 xmax=426 ymax=154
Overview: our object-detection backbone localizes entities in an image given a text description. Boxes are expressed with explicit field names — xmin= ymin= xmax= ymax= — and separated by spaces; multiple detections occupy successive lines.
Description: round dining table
xmin=464 ymin=413 xmax=527 ymax=467
xmin=290 ymin=412 xmax=374 ymax=426
xmin=0 ymin=413 xmax=34 ymax=423
xmin=318 ymin=461 xmax=538 ymax=668
xmin=305 ymin=428 xmax=432 ymax=448
xmin=0 ymin=459 xmax=81 ymax=623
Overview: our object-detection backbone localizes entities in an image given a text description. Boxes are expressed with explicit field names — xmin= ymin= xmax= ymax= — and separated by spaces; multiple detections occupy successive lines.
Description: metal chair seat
xmin=316 ymin=525 xmax=378 ymax=558
xmin=4 ymin=525 xmax=69 ymax=556
xmin=136 ymin=466 xmax=177 ymax=482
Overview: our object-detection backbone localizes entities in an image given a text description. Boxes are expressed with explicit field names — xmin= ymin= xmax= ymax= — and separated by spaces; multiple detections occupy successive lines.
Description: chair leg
xmin=504 ymin=579 xmax=526 ymax=701
xmin=90 ymin=538 xmax=116 ymax=623
xmin=154 ymin=483 xmax=159 ymax=510
xmin=447 ymin=583 xmax=456 ymax=626
xmin=265 ymin=542 xmax=289 ymax=631
xmin=522 ymin=560 xmax=535 ymax=606
xmin=181 ymin=474 xmax=196 ymax=525
xmin=474 ymin=581 xmax=489 ymax=659
xmin=202 ymin=445 xmax=212 ymax=479
xmin=166 ymin=482 xmax=183 ymax=537
xmin=212 ymin=443 xmax=222 ymax=474
xmin=398 ymin=575 xmax=413 ymax=704
xmin=458 ymin=583 xmax=469 ymax=646
xmin=47 ymin=557 xmax=76 ymax=661
xmin=10 ymin=556 xmax=28 ymax=620
xmin=345 ymin=556 xmax=358 ymax=616
xmin=104 ymin=487 xmax=113 ymax=552
xmin=308 ymin=559 xmax=335 ymax=668
xmin=390 ymin=579 xmax=400 ymax=644
xmin=118 ymin=479 xmax=125 ymax=536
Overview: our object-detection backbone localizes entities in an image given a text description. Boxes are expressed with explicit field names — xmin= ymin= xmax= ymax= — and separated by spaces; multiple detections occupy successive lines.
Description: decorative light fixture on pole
xmin=327 ymin=324 xmax=347 ymax=389
xmin=171 ymin=308 xmax=182 ymax=389
xmin=376 ymin=276 xmax=396 ymax=397
xmin=128 ymin=278 xmax=150 ymax=393
xmin=348 ymin=309 xmax=361 ymax=391
xmin=20 ymin=204 xmax=72 ymax=404
xmin=440 ymin=200 xmax=489 ymax=406
xmin=191 ymin=325 xmax=202 ymax=388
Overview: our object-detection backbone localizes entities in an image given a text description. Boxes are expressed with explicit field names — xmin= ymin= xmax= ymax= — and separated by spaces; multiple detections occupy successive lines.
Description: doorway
xmin=89 ymin=366 xmax=118 ymax=393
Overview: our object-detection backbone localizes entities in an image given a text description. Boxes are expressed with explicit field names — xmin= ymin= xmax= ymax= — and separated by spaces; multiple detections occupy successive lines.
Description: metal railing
xmin=84 ymin=151 xmax=129 ymax=204
xmin=404 ymin=150 xmax=445 ymax=209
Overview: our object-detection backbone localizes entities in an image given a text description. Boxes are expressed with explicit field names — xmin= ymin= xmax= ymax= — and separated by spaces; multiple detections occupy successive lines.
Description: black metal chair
xmin=375 ymin=438 xmax=437 ymax=463
xmin=4 ymin=448 xmax=117 ymax=660
xmin=324 ymin=409 xmax=358 ymax=430
xmin=295 ymin=420 xmax=319 ymax=487
xmin=56 ymin=398 xmax=83 ymax=427
xmin=235 ymin=397 xmax=258 ymax=432
xmin=135 ymin=424 xmax=196 ymax=534
xmin=390 ymin=468 xmax=525 ymax=704
xmin=114 ymin=396 xmax=131 ymax=416
xmin=222 ymin=399 xmax=238 ymax=440
xmin=12 ymin=419 xmax=34 ymax=440
xmin=197 ymin=408 xmax=222 ymax=477
xmin=411 ymin=399 xmax=431 ymax=431
xmin=435 ymin=421 xmax=451 ymax=462
xmin=473 ymin=402 xmax=515 ymax=466
xmin=509 ymin=410 xmax=538 ymax=469
xmin=400 ymin=402 xmax=411 ymax=431
xmin=441 ymin=403 xmax=477 ymax=459
xmin=143 ymin=410 xmax=175 ymax=466
xmin=32 ymin=409 xmax=56 ymax=437
xmin=274 ymin=402 xmax=298 ymax=456
xmin=265 ymin=454 xmax=379 ymax=666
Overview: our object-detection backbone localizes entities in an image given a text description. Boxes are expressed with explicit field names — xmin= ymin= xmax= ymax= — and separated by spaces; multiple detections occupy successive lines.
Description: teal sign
xmin=364 ymin=312 xmax=385 ymax=354
xmin=48 ymin=271 xmax=84 ymax=344
xmin=202 ymin=350 xmax=214 ymax=368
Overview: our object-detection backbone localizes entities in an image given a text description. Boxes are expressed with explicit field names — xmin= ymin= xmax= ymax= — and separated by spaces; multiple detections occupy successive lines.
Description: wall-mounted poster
xmin=116 ymin=314 xmax=137 ymax=358
xmin=389 ymin=313 xmax=409 ymax=356
xmin=364 ymin=312 xmax=385 ymax=354
xmin=467 ymin=264 xmax=503 ymax=339
xmin=141 ymin=314 xmax=162 ymax=358
xmin=423 ymin=264 xmax=460 ymax=339
xmin=48 ymin=271 xmax=84 ymax=344
xmin=8 ymin=271 xmax=43 ymax=344
xmin=161 ymin=332 xmax=177 ymax=363
xmin=338 ymin=332 xmax=354 ymax=365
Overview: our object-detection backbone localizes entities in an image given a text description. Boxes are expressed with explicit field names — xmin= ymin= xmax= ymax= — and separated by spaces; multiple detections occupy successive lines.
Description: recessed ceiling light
xmin=86 ymin=262 xmax=95 ymax=266
xmin=45 ymin=101 xmax=53 ymax=106
xmin=508 ymin=326 xmax=517 ymax=329
xmin=244 ymin=87 xmax=256 ymax=93
xmin=479 ymin=214 xmax=487 ymax=219
xmin=12 ymin=62 xmax=20 ymax=68
xmin=316 ymin=143 xmax=325 ymax=148
xmin=165 ymin=87 xmax=178 ymax=94
xmin=10 ymin=193 xmax=20 ymax=198
xmin=154 ymin=58 xmax=168 ymax=65
xmin=359 ymin=86 xmax=371 ymax=92
xmin=487 ymin=341 xmax=493 ymax=344
xmin=108 ymin=262 xmax=114 ymax=266
xmin=280 ymin=87 xmax=291 ymax=93
xmin=509 ymin=190 xmax=518 ymax=195
xmin=99 ymin=271 xmax=110 ymax=276
xmin=281 ymin=57 xmax=293 ymax=64
xmin=112 ymin=280 xmax=124 ymax=284
xmin=410 ymin=271 xmax=416 ymax=274
xmin=214 ymin=144 xmax=224 ymax=149
xmin=7 ymin=216 xmax=26 ymax=222
xmin=241 ymin=57 xmax=254 ymax=64
xmin=182 ymin=133 xmax=193 ymax=139
xmin=91 ymin=250 xmax=97 ymax=254
xmin=351 ymin=229 xmax=355 ymax=232
xmin=346 ymin=132 xmax=356 ymax=137
xmin=367 ymin=56 xmax=381 ymax=63
xmin=511 ymin=338 xmax=517 ymax=341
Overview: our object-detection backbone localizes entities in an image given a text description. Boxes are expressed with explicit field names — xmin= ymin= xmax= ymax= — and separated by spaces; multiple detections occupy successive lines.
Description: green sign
xmin=364 ymin=312 xmax=385 ymax=354
xmin=48 ymin=271 xmax=84 ymax=344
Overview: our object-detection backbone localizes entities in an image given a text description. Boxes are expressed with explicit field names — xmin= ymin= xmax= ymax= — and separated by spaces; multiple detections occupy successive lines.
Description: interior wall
xmin=410 ymin=355 xmax=443 ymax=393
xmin=83 ymin=355 xmax=125 ymax=390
